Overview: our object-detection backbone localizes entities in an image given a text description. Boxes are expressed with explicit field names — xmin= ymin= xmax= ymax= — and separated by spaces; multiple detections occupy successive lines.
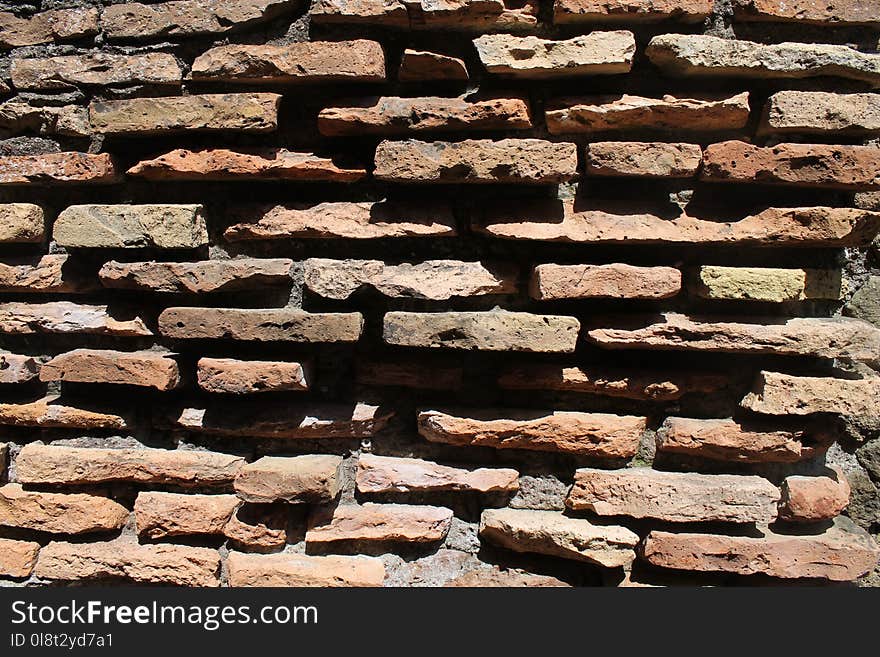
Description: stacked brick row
xmin=0 ymin=0 xmax=879 ymax=587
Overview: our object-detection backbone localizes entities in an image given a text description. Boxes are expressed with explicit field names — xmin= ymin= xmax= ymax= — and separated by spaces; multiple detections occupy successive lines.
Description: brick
xmin=566 ymin=467 xmax=780 ymax=523
xmin=586 ymin=141 xmax=702 ymax=178
xmin=0 ymin=152 xmax=118 ymax=186
xmin=546 ymin=92 xmax=750 ymax=134
xmin=16 ymin=444 xmax=245 ymax=487
xmin=554 ymin=0 xmax=711 ymax=23
xmin=0 ymin=101 xmax=91 ymax=138
xmin=846 ymin=275 xmax=880 ymax=325
xmin=418 ymin=409 xmax=645 ymax=457
xmin=0 ymin=302 xmax=151 ymax=337
xmin=318 ymin=97 xmax=531 ymax=136
xmin=0 ymin=354 xmax=40 ymax=384
xmin=695 ymin=266 xmax=842 ymax=302
xmin=223 ymin=504 xmax=287 ymax=551
xmin=447 ymin=567 xmax=569 ymax=587
xmin=761 ymin=91 xmax=880 ymax=136
xmin=587 ymin=313 xmax=880 ymax=360
xmin=0 ymin=442 xmax=6 ymax=475
xmin=190 ymin=40 xmax=385 ymax=83
xmin=172 ymin=402 xmax=389 ymax=439
xmin=227 ymin=551 xmax=385 ymax=587
xmin=647 ymin=34 xmax=880 ymax=85
xmin=311 ymin=0 xmax=539 ymax=30
xmin=357 ymin=454 xmax=519 ymax=494
xmin=307 ymin=503 xmax=453 ymax=544
xmin=159 ymin=307 xmax=363 ymax=342
xmin=374 ymin=138 xmax=577 ymax=184
xmin=399 ymin=50 xmax=468 ymax=81
xmin=741 ymin=371 xmax=880 ymax=420
xmin=0 ymin=204 xmax=43 ymax=242
xmin=197 ymin=358 xmax=310 ymax=394
xmin=35 ymin=540 xmax=220 ymax=586
xmin=134 ymin=492 xmax=239 ymax=539
xmin=0 ymin=8 xmax=98 ymax=48
xmin=530 ymin=264 xmax=681 ymax=300
xmin=225 ymin=201 xmax=456 ymax=240
xmin=54 ymin=204 xmax=208 ymax=249
xmin=40 ymin=349 xmax=180 ymax=391
xmin=779 ymin=467 xmax=850 ymax=522
xmin=0 ymin=396 xmax=129 ymax=430
xmin=642 ymin=517 xmax=879 ymax=581
xmin=733 ymin=0 xmax=879 ymax=25
xmin=475 ymin=201 xmax=880 ymax=247
xmin=305 ymin=259 xmax=515 ymax=300
xmin=474 ymin=32 xmax=635 ymax=78
xmin=479 ymin=508 xmax=638 ymax=567
xmin=702 ymin=141 xmax=880 ymax=190
xmin=89 ymin=93 xmax=280 ymax=135
xmin=356 ymin=359 xmax=463 ymax=390
xmin=0 ymin=255 xmax=91 ymax=294
xmin=11 ymin=53 xmax=182 ymax=91
xmin=99 ymin=258 xmax=293 ymax=294
xmin=498 ymin=364 xmax=726 ymax=401
xmin=103 ymin=0 xmax=292 ymax=40
xmin=234 ymin=455 xmax=342 ymax=503
xmin=127 ymin=148 xmax=365 ymax=181
xmin=0 ymin=484 xmax=128 ymax=534
xmin=0 ymin=538 xmax=39 ymax=578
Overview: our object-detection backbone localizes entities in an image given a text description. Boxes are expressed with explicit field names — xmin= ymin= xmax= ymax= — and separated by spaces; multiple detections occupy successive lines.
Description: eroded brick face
xmin=0 ymin=0 xmax=878 ymax=590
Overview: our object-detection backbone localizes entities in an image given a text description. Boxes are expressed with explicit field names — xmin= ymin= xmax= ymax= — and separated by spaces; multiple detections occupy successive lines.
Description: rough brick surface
xmin=0 ymin=204 xmax=43 ymax=242
xmin=779 ymin=468 xmax=851 ymax=522
xmin=134 ymin=492 xmax=240 ymax=539
xmin=0 ymin=484 xmax=129 ymax=535
xmin=227 ymin=551 xmax=385 ymax=587
xmin=234 ymin=455 xmax=342 ymax=503
xmin=695 ymin=266 xmax=841 ymax=302
xmin=357 ymin=454 xmax=519 ymax=493
xmin=0 ymin=8 xmax=98 ymax=48
xmin=0 ymin=255 xmax=89 ymax=294
xmin=554 ymin=0 xmax=712 ymax=23
xmin=100 ymin=259 xmax=294 ymax=294
xmin=55 ymin=204 xmax=208 ymax=249
xmin=311 ymin=0 xmax=539 ymax=30
xmin=197 ymin=358 xmax=310 ymax=394
xmin=40 ymin=349 xmax=180 ymax=390
xmin=733 ymin=0 xmax=880 ymax=25
xmin=307 ymin=503 xmax=453 ymax=544
xmin=761 ymin=91 xmax=880 ymax=136
xmin=0 ymin=396 xmax=129 ymax=430
xmin=11 ymin=53 xmax=182 ymax=91
xmin=0 ymin=538 xmax=40 ymax=578
xmin=741 ymin=371 xmax=880 ymax=419
xmin=0 ymin=302 xmax=151 ymax=336
xmin=159 ymin=308 xmax=363 ymax=342
xmin=398 ymin=51 xmax=469 ymax=81
xmin=586 ymin=141 xmax=702 ymax=178
xmin=531 ymin=264 xmax=681 ymax=300
xmin=0 ymin=153 xmax=118 ymax=186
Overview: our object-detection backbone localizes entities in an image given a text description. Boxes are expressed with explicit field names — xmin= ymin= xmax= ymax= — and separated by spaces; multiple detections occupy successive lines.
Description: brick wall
xmin=0 ymin=0 xmax=878 ymax=587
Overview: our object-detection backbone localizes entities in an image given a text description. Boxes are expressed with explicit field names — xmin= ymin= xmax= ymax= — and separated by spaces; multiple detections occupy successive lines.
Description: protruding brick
xmin=159 ymin=307 xmax=363 ymax=342
xmin=311 ymin=0 xmax=539 ymax=30
xmin=307 ymin=503 xmax=453 ymax=544
xmin=384 ymin=310 xmax=580 ymax=352
xmin=357 ymin=454 xmax=519 ymax=494
xmin=35 ymin=540 xmax=220 ymax=586
xmin=702 ymin=141 xmax=880 ymax=190
xmin=695 ymin=266 xmax=842 ymax=302
xmin=54 ymin=204 xmax=208 ymax=249
xmin=531 ymin=264 xmax=681 ymax=300
xmin=235 ymin=455 xmax=342 ymax=503
xmin=642 ymin=517 xmax=880 ymax=581
xmin=0 ymin=255 xmax=91 ymax=294
xmin=555 ymin=0 xmax=711 ymax=23
xmin=418 ymin=409 xmax=645 ymax=457
xmin=0 ymin=396 xmax=129 ymax=430
xmin=741 ymin=371 xmax=880 ymax=420
xmin=587 ymin=313 xmax=880 ymax=360
xmin=99 ymin=258 xmax=293 ymax=294
xmin=480 ymin=508 xmax=639 ymax=567
xmin=356 ymin=359 xmax=463 ymax=390
xmin=197 ymin=358 xmax=310 ymax=394
xmin=647 ymin=34 xmax=880 ymax=85
xmin=0 ymin=102 xmax=90 ymax=138
xmin=0 ymin=484 xmax=128 ymax=534
xmin=11 ymin=53 xmax=182 ymax=91
xmin=474 ymin=32 xmax=635 ymax=78
xmin=0 ymin=152 xmax=118 ymax=186
xmin=761 ymin=91 xmax=880 ymax=136
xmin=134 ymin=492 xmax=239 ymax=539
xmin=89 ymin=93 xmax=280 ymax=135
xmin=567 ymin=467 xmax=780 ymax=523
xmin=223 ymin=504 xmax=287 ymax=551
xmin=16 ymin=444 xmax=245 ymax=487
xmin=228 ymin=551 xmax=385 ymax=587
xmin=374 ymin=138 xmax=577 ymax=184
xmin=0 ymin=8 xmax=98 ymax=48
xmin=40 ymin=349 xmax=180 ymax=391
xmin=733 ymin=0 xmax=879 ymax=25
xmin=0 ymin=354 xmax=40 ymax=384
xmin=0 ymin=538 xmax=39 ymax=578
xmin=0 ymin=302 xmax=151 ymax=336
xmin=0 ymin=204 xmax=43 ymax=242
xmin=190 ymin=40 xmax=385 ymax=83
xmin=779 ymin=468 xmax=850 ymax=522
xmin=399 ymin=50 xmax=469 ymax=81
xmin=586 ymin=141 xmax=702 ymax=177
xmin=447 ymin=567 xmax=569 ymax=587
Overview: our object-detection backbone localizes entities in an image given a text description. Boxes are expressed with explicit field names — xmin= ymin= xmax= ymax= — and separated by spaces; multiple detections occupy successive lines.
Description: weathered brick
xmin=225 ymin=201 xmax=457 ymax=240
xmin=356 ymin=359 xmax=464 ymax=390
xmin=0 ymin=204 xmax=43 ymax=242
xmin=695 ymin=266 xmax=842 ymax=302
xmin=480 ymin=508 xmax=639 ymax=567
xmin=418 ymin=409 xmax=645 ymax=457
xmin=399 ymin=50 xmax=469 ymax=81
xmin=0 ymin=101 xmax=91 ymax=138
xmin=647 ymin=34 xmax=880 ymax=85
xmin=134 ymin=492 xmax=239 ymax=539
xmin=446 ymin=567 xmax=569 ymax=587
xmin=586 ymin=141 xmax=702 ymax=178
xmin=384 ymin=310 xmax=580 ymax=352
xmin=16 ymin=444 xmax=245 ymax=487
xmin=531 ymin=264 xmax=681 ymax=300
xmin=311 ymin=0 xmax=539 ymax=30
xmin=741 ymin=371 xmax=880 ymax=420
xmin=227 ymin=551 xmax=385 ymax=587
xmin=642 ymin=517 xmax=879 ymax=581
xmin=99 ymin=258 xmax=293 ymax=294
xmin=0 ymin=302 xmax=151 ymax=336
xmin=0 ymin=152 xmax=118 ymax=186
xmin=733 ymin=0 xmax=879 ymax=25
xmin=474 ymin=32 xmax=635 ymax=78
xmin=197 ymin=358 xmax=310 ymax=394
xmin=35 ymin=540 xmax=220 ymax=586
xmin=0 ymin=8 xmax=98 ymax=48
xmin=546 ymin=92 xmax=750 ymax=134
xmin=357 ymin=454 xmax=519 ymax=493
xmin=0 ymin=396 xmax=129 ymax=430
xmin=0 ymin=354 xmax=39 ymax=384
xmin=89 ymin=93 xmax=280 ymax=135
xmin=846 ymin=275 xmax=880 ymax=325
xmin=779 ymin=467 xmax=850 ymax=522
xmin=0 ymin=484 xmax=128 ymax=534
xmin=0 ymin=538 xmax=39 ymax=578
xmin=318 ymin=97 xmax=531 ymax=136
xmin=190 ymin=40 xmax=385 ymax=83
xmin=11 ymin=53 xmax=182 ymax=91
xmin=159 ymin=307 xmax=363 ymax=342
xmin=0 ymin=442 xmax=6 ymax=475
xmin=0 ymin=255 xmax=91 ymax=294
xmin=761 ymin=91 xmax=880 ymax=136
xmin=223 ymin=504 xmax=287 ymax=551
xmin=587 ymin=313 xmax=880 ymax=360
xmin=40 ymin=349 xmax=180 ymax=391
xmin=307 ymin=503 xmax=453 ymax=544
xmin=567 ymin=467 xmax=780 ymax=522
xmin=54 ymin=204 xmax=208 ymax=249
xmin=702 ymin=141 xmax=880 ymax=190
xmin=234 ymin=455 xmax=342 ymax=503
